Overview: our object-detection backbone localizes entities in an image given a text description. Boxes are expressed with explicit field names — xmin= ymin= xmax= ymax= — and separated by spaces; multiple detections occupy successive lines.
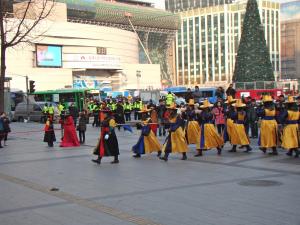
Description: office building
xmin=173 ymin=0 xmax=280 ymax=86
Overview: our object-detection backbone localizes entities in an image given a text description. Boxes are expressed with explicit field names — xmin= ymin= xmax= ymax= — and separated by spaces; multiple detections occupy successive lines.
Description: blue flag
xmin=122 ymin=124 xmax=133 ymax=133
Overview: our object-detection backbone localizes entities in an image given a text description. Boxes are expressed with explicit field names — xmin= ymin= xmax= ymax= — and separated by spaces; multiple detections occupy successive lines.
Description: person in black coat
xmin=115 ymin=101 xmax=125 ymax=131
xmin=185 ymin=88 xmax=194 ymax=103
xmin=77 ymin=112 xmax=87 ymax=144
xmin=68 ymin=104 xmax=79 ymax=126
xmin=226 ymin=84 xmax=236 ymax=98
xmin=1 ymin=112 xmax=11 ymax=146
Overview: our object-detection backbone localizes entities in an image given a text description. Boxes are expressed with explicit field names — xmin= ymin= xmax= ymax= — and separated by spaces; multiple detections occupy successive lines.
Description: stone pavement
xmin=0 ymin=122 xmax=299 ymax=225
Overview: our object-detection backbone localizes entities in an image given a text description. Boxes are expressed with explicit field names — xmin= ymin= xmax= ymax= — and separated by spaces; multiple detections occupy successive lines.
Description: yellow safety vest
xmin=48 ymin=106 xmax=54 ymax=115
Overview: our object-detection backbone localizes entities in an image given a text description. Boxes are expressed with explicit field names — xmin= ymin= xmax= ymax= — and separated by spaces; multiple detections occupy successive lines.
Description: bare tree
xmin=0 ymin=0 xmax=55 ymax=112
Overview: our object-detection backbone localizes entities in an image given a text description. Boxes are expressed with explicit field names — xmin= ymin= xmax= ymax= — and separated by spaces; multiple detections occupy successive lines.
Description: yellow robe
xmin=144 ymin=130 xmax=162 ymax=153
xmin=163 ymin=117 xmax=188 ymax=153
xmin=259 ymin=109 xmax=278 ymax=148
xmin=226 ymin=118 xmax=234 ymax=142
xmin=199 ymin=123 xmax=224 ymax=149
xmin=231 ymin=112 xmax=250 ymax=145
xmin=281 ymin=110 xmax=299 ymax=149
xmin=186 ymin=121 xmax=200 ymax=144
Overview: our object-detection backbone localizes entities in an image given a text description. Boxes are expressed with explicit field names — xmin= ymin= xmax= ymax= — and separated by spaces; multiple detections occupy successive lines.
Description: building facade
xmin=4 ymin=0 xmax=178 ymax=91
xmin=166 ymin=0 xmax=233 ymax=12
xmin=280 ymin=1 xmax=300 ymax=80
xmin=173 ymin=0 xmax=280 ymax=86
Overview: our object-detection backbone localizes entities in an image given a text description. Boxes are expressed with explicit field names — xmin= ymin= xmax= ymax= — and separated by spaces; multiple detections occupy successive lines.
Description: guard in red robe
xmin=92 ymin=110 xmax=120 ymax=164
xmin=60 ymin=115 xmax=80 ymax=147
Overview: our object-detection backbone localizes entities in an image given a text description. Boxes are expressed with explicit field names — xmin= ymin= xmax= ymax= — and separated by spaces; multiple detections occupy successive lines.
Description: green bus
xmin=31 ymin=88 xmax=101 ymax=111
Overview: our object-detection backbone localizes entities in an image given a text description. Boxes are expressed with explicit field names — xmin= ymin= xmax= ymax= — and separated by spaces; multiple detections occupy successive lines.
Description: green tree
xmin=233 ymin=0 xmax=274 ymax=82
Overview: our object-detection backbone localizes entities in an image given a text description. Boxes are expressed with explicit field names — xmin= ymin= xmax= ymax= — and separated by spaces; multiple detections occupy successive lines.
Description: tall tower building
xmin=166 ymin=0 xmax=233 ymax=12
xmin=172 ymin=0 xmax=280 ymax=86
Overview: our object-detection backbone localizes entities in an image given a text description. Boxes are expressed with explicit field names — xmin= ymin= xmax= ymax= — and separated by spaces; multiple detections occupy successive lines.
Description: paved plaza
xmin=0 ymin=122 xmax=299 ymax=225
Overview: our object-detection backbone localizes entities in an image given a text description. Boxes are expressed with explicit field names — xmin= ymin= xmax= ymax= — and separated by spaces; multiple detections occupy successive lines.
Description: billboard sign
xmin=63 ymin=54 xmax=121 ymax=69
xmin=36 ymin=45 xmax=62 ymax=67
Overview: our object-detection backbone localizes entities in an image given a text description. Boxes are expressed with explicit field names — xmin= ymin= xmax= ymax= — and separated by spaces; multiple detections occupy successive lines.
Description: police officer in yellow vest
xmin=58 ymin=102 xmax=64 ymax=116
xmin=133 ymin=98 xmax=142 ymax=120
xmin=166 ymin=92 xmax=175 ymax=106
xmin=41 ymin=103 xmax=49 ymax=123
xmin=111 ymin=100 xmax=117 ymax=113
xmin=48 ymin=104 xmax=55 ymax=120
xmin=124 ymin=100 xmax=132 ymax=121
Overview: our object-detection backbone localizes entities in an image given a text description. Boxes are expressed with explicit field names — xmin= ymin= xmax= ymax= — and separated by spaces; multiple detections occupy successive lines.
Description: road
xmin=0 ymin=122 xmax=299 ymax=225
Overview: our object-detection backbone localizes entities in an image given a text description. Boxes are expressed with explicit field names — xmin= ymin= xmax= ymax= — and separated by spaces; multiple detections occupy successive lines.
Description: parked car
xmin=13 ymin=102 xmax=59 ymax=122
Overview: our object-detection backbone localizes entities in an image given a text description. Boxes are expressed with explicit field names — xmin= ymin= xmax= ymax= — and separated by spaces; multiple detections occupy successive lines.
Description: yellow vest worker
xmin=48 ymin=105 xmax=55 ymax=115
xmin=58 ymin=104 xmax=64 ymax=115
xmin=166 ymin=93 xmax=174 ymax=106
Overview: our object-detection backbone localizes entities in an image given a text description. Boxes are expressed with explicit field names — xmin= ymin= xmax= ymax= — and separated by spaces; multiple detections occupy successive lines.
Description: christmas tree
xmin=232 ymin=0 xmax=274 ymax=82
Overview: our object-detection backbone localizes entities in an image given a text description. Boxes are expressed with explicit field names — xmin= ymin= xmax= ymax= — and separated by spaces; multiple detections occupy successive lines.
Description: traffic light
xmin=29 ymin=80 xmax=35 ymax=93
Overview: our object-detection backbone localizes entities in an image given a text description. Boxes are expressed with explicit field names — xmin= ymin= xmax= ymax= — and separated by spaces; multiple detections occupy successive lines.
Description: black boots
xmin=133 ymin=153 xmax=141 ymax=158
xmin=260 ymin=147 xmax=267 ymax=153
xmin=244 ymin=145 xmax=252 ymax=153
xmin=157 ymin=151 xmax=162 ymax=157
xmin=286 ymin=149 xmax=293 ymax=156
xmin=194 ymin=149 xmax=203 ymax=157
xmin=217 ymin=147 xmax=222 ymax=155
xmin=287 ymin=149 xmax=299 ymax=158
xmin=181 ymin=152 xmax=187 ymax=160
xmin=294 ymin=149 xmax=299 ymax=158
xmin=92 ymin=156 xmax=102 ymax=164
xmin=269 ymin=147 xmax=278 ymax=156
xmin=229 ymin=145 xmax=237 ymax=152
xmin=111 ymin=155 xmax=119 ymax=164
xmin=159 ymin=153 xmax=169 ymax=162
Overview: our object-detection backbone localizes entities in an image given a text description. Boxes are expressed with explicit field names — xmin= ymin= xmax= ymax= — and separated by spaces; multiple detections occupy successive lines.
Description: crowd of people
xmin=88 ymin=85 xmax=300 ymax=164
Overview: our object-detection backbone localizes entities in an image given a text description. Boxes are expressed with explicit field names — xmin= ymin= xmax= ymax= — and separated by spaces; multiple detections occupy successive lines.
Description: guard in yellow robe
xmin=160 ymin=103 xmax=188 ymax=161
xmin=184 ymin=99 xmax=200 ymax=145
xmin=195 ymin=100 xmax=223 ymax=157
xmin=229 ymin=99 xmax=252 ymax=153
xmin=132 ymin=109 xmax=162 ymax=158
xmin=258 ymin=95 xmax=278 ymax=155
xmin=224 ymin=96 xmax=236 ymax=144
xmin=281 ymin=96 xmax=299 ymax=158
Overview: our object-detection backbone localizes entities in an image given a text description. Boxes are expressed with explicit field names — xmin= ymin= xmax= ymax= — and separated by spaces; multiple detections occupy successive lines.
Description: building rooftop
xmin=57 ymin=0 xmax=179 ymax=30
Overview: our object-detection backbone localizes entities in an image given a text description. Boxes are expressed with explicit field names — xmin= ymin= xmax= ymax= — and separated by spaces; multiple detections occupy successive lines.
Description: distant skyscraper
xmin=281 ymin=1 xmax=300 ymax=80
xmin=172 ymin=0 xmax=280 ymax=86
xmin=165 ymin=0 xmax=233 ymax=12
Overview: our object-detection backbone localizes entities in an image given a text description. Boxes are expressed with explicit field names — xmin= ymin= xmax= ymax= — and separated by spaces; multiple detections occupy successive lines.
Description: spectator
xmin=216 ymin=87 xmax=224 ymax=99
xmin=69 ymin=103 xmax=79 ymax=126
xmin=185 ymin=88 xmax=194 ymax=103
xmin=147 ymin=99 xmax=156 ymax=109
xmin=115 ymin=101 xmax=125 ymax=131
xmin=157 ymin=99 xmax=166 ymax=136
xmin=1 ymin=112 xmax=10 ymax=146
xmin=226 ymin=84 xmax=236 ymax=98
xmin=0 ymin=114 xmax=4 ymax=148
xmin=212 ymin=101 xmax=225 ymax=135
xmin=193 ymin=86 xmax=201 ymax=103
xmin=77 ymin=112 xmax=87 ymax=144
xmin=246 ymin=99 xmax=258 ymax=138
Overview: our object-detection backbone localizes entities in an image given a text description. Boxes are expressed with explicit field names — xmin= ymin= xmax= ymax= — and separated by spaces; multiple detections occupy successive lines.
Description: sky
xmin=149 ymin=0 xmax=165 ymax=9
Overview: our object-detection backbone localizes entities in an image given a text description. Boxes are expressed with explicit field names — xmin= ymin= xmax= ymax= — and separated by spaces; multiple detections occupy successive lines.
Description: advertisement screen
xmin=36 ymin=45 xmax=62 ymax=67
